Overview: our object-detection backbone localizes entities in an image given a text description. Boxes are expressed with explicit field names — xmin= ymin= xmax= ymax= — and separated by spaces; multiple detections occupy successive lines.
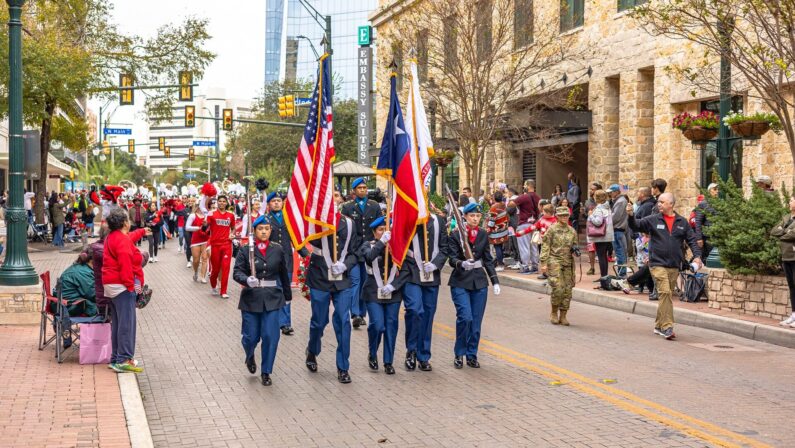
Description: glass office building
xmin=265 ymin=0 xmax=376 ymax=99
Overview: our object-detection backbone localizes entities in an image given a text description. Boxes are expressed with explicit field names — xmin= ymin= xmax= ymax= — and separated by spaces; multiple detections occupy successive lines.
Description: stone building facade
xmin=369 ymin=0 xmax=793 ymax=212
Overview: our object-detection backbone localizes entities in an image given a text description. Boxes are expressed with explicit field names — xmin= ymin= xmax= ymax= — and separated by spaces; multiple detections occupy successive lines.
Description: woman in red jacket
xmin=102 ymin=208 xmax=150 ymax=373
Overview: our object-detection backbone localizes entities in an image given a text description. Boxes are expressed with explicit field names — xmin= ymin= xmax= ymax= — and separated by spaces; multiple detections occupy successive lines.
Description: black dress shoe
xmin=368 ymin=354 xmax=379 ymax=371
xmin=418 ymin=361 xmax=432 ymax=371
xmin=454 ymin=356 xmax=464 ymax=369
xmin=352 ymin=316 xmax=361 ymax=329
xmin=305 ymin=349 xmax=318 ymax=373
xmin=466 ymin=357 xmax=480 ymax=368
xmin=384 ymin=364 xmax=395 ymax=375
xmin=245 ymin=355 xmax=257 ymax=374
xmin=338 ymin=369 xmax=352 ymax=384
xmin=404 ymin=351 xmax=417 ymax=371
xmin=281 ymin=326 xmax=294 ymax=336
xmin=261 ymin=374 xmax=272 ymax=386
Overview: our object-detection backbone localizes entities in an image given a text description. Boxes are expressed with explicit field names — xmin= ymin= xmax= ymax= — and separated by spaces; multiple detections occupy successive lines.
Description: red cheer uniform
xmin=206 ymin=210 xmax=236 ymax=295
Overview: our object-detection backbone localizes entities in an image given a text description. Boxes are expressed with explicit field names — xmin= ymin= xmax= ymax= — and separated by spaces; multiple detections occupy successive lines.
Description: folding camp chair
xmin=28 ymin=221 xmax=49 ymax=243
xmin=38 ymin=271 xmax=106 ymax=363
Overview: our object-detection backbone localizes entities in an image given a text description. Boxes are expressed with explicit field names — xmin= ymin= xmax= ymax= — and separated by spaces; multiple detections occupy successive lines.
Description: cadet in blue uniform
xmin=340 ymin=177 xmax=383 ymax=329
xmin=233 ymin=215 xmax=292 ymax=386
xmin=305 ymin=211 xmax=360 ymax=383
xmin=267 ymin=192 xmax=308 ymax=335
xmin=447 ymin=203 xmax=501 ymax=369
xmin=403 ymin=212 xmax=448 ymax=371
xmin=358 ymin=217 xmax=409 ymax=374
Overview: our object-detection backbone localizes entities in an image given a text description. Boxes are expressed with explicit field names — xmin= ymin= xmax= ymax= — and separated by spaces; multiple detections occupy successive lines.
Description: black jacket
xmin=340 ymin=198 xmax=383 ymax=242
xmin=693 ymin=199 xmax=715 ymax=242
xmin=635 ymin=197 xmax=657 ymax=220
xmin=447 ymin=228 xmax=499 ymax=290
xmin=233 ymin=242 xmax=292 ymax=312
xmin=357 ymin=240 xmax=410 ymax=304
xmin=404 ymin=215 xmax=448 ymax=286
xmin=306 ymin=217 xmax=360 ymax=292
xmin=628 ymin=213 xmax=701 ymax=268
xmin=268 ymin=211 xmax=308 ymax=272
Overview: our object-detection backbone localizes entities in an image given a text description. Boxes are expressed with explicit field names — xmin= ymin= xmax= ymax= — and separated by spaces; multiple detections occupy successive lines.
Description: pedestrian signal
xmin=189 ymin=147 xmax=195 ymax=161
xmin=119 ymin=73 xmax=134 ymax=105
xmin=222 ymin=109 xmax=233 ymax=130
xmin=185 ymin=105 xmax=195 ymax=128
xmin=158 ymin=137 xmax=165 ymax=151
xmin=128 ymin=139 xmax=135 ymax=154
xmin=179 ymin=71 xmax=193 ymax=101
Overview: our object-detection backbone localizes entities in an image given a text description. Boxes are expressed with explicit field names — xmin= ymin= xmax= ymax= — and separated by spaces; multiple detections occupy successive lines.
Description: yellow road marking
xmin=432 ymin=323 xmax=770 ymax=448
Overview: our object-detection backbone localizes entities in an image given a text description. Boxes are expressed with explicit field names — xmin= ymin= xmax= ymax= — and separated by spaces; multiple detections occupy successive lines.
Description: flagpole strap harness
xmin=366 ymin=244 xmax=398 ymax=290
xmin=408 ymin=214 xmax=439 ymax=268
xmin=316 ymin=217 xmax=353 ymax=268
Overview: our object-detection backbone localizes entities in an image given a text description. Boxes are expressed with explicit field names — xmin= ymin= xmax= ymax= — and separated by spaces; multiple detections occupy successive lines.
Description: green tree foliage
xmin=0 ymin=0 xmax=215 ymax=222
xmin=77 ymin=150 xmax=151 ymax=186
xmin=704 ymin=178 xmax=788 ymax=275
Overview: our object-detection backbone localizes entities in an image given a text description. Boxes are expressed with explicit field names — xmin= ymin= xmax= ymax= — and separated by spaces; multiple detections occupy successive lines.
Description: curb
xmin=499 ymin=274 xmax=795 ymax=349
xmin=117 ymin=373 xmax=154 ymax=448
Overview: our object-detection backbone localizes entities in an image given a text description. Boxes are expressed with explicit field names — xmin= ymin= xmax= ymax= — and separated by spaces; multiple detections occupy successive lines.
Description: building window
xmin=514 ymin=0 xmax=534 ymax=49
xmin=476 ymin=0 xmax=493 ymax=62
xmin=618 ymin=0 xmax=647 ymax=13
xmin=560 ymin=0 xmax=584 ymax=32
xmin=447 ymin=156 xmax=460 ymax=193
xmin=522 ymin=150 xmax=537 ymax=183
xmin=444 ymin=15 xmax=458 ymax=73
xmin=416 ymin=29 xmax=429 ymax=83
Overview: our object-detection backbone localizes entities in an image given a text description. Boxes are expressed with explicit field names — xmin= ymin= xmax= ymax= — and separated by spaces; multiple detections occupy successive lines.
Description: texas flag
xmin=376 ymin=73 xmax=422 ymax=267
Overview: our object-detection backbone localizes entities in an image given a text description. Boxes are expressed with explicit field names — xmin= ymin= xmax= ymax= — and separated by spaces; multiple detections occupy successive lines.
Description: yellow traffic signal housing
xmin=185 ymin=105 xmax=195 ymax=128
xmin=222 ymin=108 xmax=233 ymax=130
xmin=158 ymin=137 xmax=165 ymax=151
xmin=128 ymin=139 xmax=135 ymax=154
xmin=179 ymin=71 xmax=193 ymax=101
xmin=285 ymin=95 xmax=295 ymax=117
xmin=278 ymin=96 xmax=287 ymax=118
xmin=69 ymin=168 xmax=74 ymax=180
xmin=189 ymin=147 xmax=195 ymax=161
xmin=102 ymin=140 xmax=110 ymax=155
xmin=119 ymin=73 xmax=134 ymax=105
xmin=164 ymin=147 xmax=170 ymax=158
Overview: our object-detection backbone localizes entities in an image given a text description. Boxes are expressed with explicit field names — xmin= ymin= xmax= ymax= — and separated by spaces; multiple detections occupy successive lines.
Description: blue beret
xmin=462 ymin=202 xmax=480 ymax=215
xmin=369 ymin=216 xmax=386 ymax=229
xmin=266 ymin=192 xmax=278 ymax=203
xmin=352 ymin=177 xmax=365 ymax=189
xmin=252 ymin=214 xmax=270 ymax=229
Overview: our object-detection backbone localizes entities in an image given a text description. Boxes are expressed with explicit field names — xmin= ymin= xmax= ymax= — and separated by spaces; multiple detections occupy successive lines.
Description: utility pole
xmin=213 ymin=105 xmax=219 ymax=182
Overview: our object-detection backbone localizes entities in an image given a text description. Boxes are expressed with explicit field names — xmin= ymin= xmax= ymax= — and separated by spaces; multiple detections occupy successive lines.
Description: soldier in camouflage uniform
xmin=540 ymin=207 xmax=578 ymax=326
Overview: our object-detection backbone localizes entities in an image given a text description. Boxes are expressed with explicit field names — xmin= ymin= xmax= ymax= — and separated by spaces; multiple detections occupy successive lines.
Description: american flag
xmin=285 ymin=54 xmax=336 ymax=250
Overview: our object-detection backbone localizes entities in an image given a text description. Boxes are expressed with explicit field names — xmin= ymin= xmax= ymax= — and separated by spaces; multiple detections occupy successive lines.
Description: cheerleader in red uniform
xmin=204 ymin=195 xmax=236 ymax=298
xmin=186 ymin=203 xmax=210 ymax=283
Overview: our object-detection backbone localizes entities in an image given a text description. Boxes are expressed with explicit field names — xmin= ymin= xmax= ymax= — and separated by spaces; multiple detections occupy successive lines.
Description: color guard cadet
xmin=267 ymin=192 xmax=308 ymax=335
xmin=233 ymin=215 xmax=292 ymax=386
xmin=447 ymin=202 xmax=501 ymax=369
xmin=305 ymin=211 xmax=360 ymax=384
xmin=358 ymin=217 xmax=409 ymax=375
xmin=340 ymin=177 xmax=383 ymax=329
xmin=403 ymin=212 xmax=448 ymax=371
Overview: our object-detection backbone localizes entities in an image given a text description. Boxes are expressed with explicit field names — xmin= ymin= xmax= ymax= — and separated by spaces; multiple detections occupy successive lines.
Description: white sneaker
xmin=211 ymin=288 xmax=219 ymax=295
xmin=507 ymin=263 xmax=522 ymax=270
xmin=789 ymin=321 xmax=795 ymax=329
xmin=152 ymin=257 xmax=158 ymax=263
xmin=201 ymin=277 xmax=208 ymax=284
xmin=780 ymin=315 xmax=795 ymax=326
xmin=186 ymin=261 xmax=192 ymax=268
xmin=178 ymin=247 xmax=183 ymax=253
xmin=495 ymin=266 xmax=505 ymax=272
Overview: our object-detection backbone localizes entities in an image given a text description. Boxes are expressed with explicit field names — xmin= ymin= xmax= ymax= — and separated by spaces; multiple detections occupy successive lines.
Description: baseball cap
xmin=707 ymin=183 xmax=718 ymax=191
xmin=606 ymin=184 xmax=621 ymax=193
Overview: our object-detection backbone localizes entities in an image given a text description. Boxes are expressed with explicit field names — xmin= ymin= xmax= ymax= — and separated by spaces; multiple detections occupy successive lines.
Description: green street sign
xmin=358 ymin=25 xmax=372 ymax=46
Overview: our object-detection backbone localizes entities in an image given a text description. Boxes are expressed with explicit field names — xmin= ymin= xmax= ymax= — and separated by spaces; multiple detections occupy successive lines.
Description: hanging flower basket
xmin=723 ymin=111 xmax=782 ymax=140
xmin=433 ymin=150 xmax=456 ymax=167
xmin=730 ymin=121 xmax=770 ymax=139
xmin=683 ymin=126 xmax=718 ymax=142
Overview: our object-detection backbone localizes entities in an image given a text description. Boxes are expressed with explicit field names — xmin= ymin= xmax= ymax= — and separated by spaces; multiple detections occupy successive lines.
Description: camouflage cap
xmin=555 ymin=206 xmax=570 ymax=216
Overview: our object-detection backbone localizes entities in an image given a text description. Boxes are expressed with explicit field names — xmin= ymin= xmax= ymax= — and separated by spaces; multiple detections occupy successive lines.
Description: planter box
xmin=707 ymin=269 xmax=791 ymax=321
xmin=682 ymin=126 xmax=718 ymax=142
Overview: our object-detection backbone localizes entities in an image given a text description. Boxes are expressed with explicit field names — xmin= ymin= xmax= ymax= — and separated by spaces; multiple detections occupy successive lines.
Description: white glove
xmin=246 ymin=276 xmax=259 ymax=288
xmin=461 ymin=260 xmax=477 ymax=271
xmin=472 ymin=260 xmax=483 ymax=269
xmin=493 ymin=284 xmax=501 ymax=295
xmin=331 ymin=261 xmax=347 ymax=275
xmin=380 ymin=231 xmax=391 ymax=244
xmin=422 ymin=262 xmax=437 ymax=273
xmin=380 ymin=284 xmax=395 ymax=296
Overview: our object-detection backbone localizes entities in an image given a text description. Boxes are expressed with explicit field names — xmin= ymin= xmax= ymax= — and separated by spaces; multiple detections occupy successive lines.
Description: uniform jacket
xmin=341 ymin=198 xmax=383 ymax=243
xmin=540 ymin=223 xmax=578 ymax=268
xmin=405 ymin=214 xmax=448 ymax=286
xmin=628 ymin=213 xmax=701 ymax=268
xmin=771 ymin=214 xmax=795 ymax=261
xmin=268 ymin=210 xmax=308 ymax=272
xmin=357 ymin=239 xmax=410 ymax=304
xmin=447 ymin=228 xmax=499 ymax=290
xmin=307 ymin=217 xmax=360 ymax=292
xmin=233 ymin=241 xmax=292 ymax=312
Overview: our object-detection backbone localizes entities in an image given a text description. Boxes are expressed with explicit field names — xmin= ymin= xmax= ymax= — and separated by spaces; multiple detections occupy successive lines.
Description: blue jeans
xmin=366 ymin=301 xmax=401 ymax=364
xmin=450 ymin=287 xmax=488 ymax=358
xmin=241 ymin=309 xmax=281 ymax=374
xmin=279 ymin=272 xmax=294 ymax=328
xmin=52 ymin=223 xmax=64 ymax=247
xmin=177 ymin=226 xmax=185 ymax=247
xmin=348 ymin=262 xmax=367 ymax=319
xmin=110 ymin=290 xmax=137 ymax=364
xmin=403 ymin=283 xmax=439 ymax=362
xmin=307 ymin=288 xmax=352 ymax=370
xmin=613 ymin=229 xmax=627 ymax=277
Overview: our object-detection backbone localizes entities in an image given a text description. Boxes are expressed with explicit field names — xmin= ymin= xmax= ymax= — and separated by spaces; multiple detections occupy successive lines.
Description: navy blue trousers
xmin=241 ymin=309 xmax=281 ymax=375
xmin=403 ymin=283 xmax=439 ymax=362
xmin=307 ymin=288 xmax=352 ymax=370
xmin=279 ymin=272 xmax=293 ymax=328
xmin=109 ymin=290 xmax=137 ymax=364
xmin=366 ymin=301 xmax=401 ymax=364
xmin=348 ymin=262 xmax=367 ymax=318
xmin=450 ymin=287 xmax=488 ymax=358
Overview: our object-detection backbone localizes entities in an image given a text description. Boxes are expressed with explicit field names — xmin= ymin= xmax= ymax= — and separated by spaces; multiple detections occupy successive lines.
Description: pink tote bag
xmin=79 ymin=323 xmax=112 ymax=365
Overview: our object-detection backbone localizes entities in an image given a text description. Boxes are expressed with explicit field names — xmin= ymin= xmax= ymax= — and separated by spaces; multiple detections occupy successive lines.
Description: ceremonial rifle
xmin=444 ymin=184 xmax=474 ymax=260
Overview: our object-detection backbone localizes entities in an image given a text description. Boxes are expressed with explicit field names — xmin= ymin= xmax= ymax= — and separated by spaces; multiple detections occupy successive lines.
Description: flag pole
xmin=408 ymin=55 xmax=431 ymax=279
xmin=384 ymin=183 xmax=391 ymax=284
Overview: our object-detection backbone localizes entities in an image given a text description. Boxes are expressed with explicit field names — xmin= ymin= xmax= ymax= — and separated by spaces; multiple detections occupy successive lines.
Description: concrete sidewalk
xmin=499 ymin=259 xmax=795 ymax=349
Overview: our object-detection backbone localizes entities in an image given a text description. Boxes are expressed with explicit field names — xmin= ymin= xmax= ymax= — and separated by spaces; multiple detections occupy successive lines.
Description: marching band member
xmin=233 ymin=214 xmax=292 ymax=386
xmin=204 ymin=195 xmax=236 ymax=299
xmin=447 ymin=202 xmax=501 ymax=369
xmin=358 ymin=217 xmax=409 ymax=375
xmin=403 ymin=211 xmax=448 ymax=371
xmin=305 ymin=205 xmax=360 ymax=384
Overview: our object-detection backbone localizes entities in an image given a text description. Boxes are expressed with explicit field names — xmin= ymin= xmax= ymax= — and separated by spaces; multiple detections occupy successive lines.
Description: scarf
xmin=467 ymin=225 xmax=479 ymax=244
xmin=257 ymin=241 xmax=270 ymax=257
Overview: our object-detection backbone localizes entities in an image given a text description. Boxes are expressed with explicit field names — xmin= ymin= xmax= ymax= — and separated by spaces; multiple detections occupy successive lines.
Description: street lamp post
xmin=0 ymin=0 xmax=38 ymax=286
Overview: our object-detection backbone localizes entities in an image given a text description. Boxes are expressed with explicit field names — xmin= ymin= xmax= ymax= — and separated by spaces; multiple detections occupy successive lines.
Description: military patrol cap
xmin=352 ymin=177 xmax=366 ymax=189
xmin=462 ymin=202 xmax=480 ymax=215
xmin=369 ymin=216 xmax=386 ymax=228
xmin=252 ymin=214 xmax=270 ymax=228
xmin=266 ymin=192 xmax=279 ymax=203
xmin=555 ymin=206 xmax=570 ymax=217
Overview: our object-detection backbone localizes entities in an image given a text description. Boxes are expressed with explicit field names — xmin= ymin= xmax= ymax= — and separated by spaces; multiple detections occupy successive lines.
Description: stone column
xmin=588 ymin=77 xmax=620 ymax=187
xmin=619 ymin=69 xmax=655 ymax=188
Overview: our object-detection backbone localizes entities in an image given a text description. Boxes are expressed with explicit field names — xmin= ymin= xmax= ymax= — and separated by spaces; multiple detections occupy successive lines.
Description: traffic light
xmin=128 ymin=139 xmax=135 ymax=154
xmin=184 ymin=105 xmax=195 ymax=128
xmin=189 ymin=147 xmax=195 ymax=161
xmin=278 ymin=96 xmax=287 ymax=118
xmin=285 ymin=95 xmax=295 ymax=117
xmin=179 ymin=71 xmax=193 ymax=101
xmin=119 ymin=73 xmax=134 ymax=105
xmin=164 ymin=146 xmax=170 ymax=158
xmin=69 ymin=168 xmax=74 ymax=180
xmin=102 ymin=140 xmax=110 ymax=155
xmin=222 ymin=108 xmax=233 ymax=130
xmin=158 ymin=137 xmax=165 ymax=151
